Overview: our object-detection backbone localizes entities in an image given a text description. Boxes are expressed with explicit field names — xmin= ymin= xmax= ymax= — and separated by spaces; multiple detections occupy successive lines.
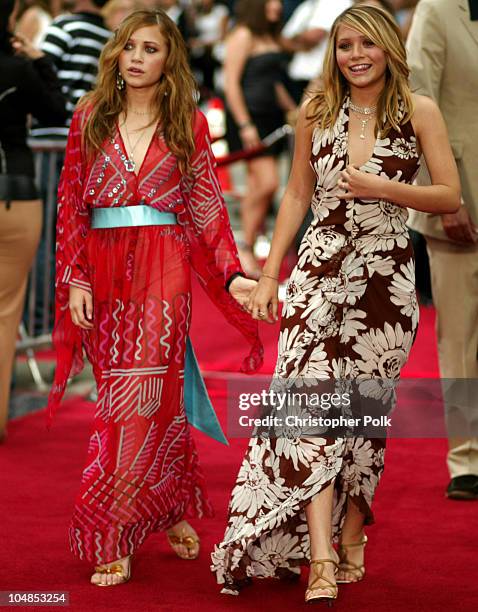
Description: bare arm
xmin=246 ymin=101 xmax=316 ymax=321
xmin=340 ymin=96 xmax=460 ymax=214
xmin=280 ymin=27 xmax=327 ymax=53
xmin=274 ymin=82 xmax=297 ymax=113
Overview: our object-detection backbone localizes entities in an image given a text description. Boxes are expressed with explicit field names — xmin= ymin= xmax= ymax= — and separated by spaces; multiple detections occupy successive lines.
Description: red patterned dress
xmin=47 ymin=107 xmax=262 ymax=564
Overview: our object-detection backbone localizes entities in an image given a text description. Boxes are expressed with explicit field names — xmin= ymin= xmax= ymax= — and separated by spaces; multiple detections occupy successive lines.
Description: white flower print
xmin=311 ymin=154 xmax=344 ymax=221
xmin=249 ymin=532 xmax=303 ymax=578
xmin=298 ymin=228 xmax=345 ymax=269
xmin=319 ymin=252 xmax=367 ymax=306
xmin=391 ymin=136 xmax=418 ymax=159
xmin=389 ymin=260 xmax=419 ymax=328
xmin=353 ymin=321 xmax=413 ymax=379
xmin=275 ymin=325 xmax=306 ymax=378
xmin=339 ymin=308 xmax=367 ymax=343
xmin=355 ymin=231 xmax=409 ymax=254
xmin=365 ymin=254 xmax=395 ymax=277
xmin=332 ymin=130 xmax=348 ymax=158
xmin=230 ymin=443 xmax=286 ymax=518
xmin=312 ymin=109 xmax=347 ymax=154
xmin=340 ymin=438 xmax=374 ymax=496
xmin=301 ymin=289 xmax=334 ymax=322
xmin=331 ymin=357 xmax=359 ymax=379
xmin=298 ymin=343 xmax=331 ymax=380
xmin=274 ymin=432 xmax=324 ymax=471
xmin=282 ymin=269 xmax=319 ymax=318
xmin=354 ymin=201 xmax=408 ymax=236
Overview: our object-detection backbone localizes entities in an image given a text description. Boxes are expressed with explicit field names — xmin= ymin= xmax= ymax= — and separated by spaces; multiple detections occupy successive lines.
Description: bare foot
xmin=90 ymin=555 xmax=131 ymax=586
xmin=166 ymin=520 xmax=200 ymax=560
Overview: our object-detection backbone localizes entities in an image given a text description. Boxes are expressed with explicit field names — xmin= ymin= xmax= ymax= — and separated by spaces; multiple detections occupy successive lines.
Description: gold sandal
xmin=337 ymin=534 xmax=367 ymax=583
xmin=166 ymin=527 xmax=200 ymax=560
xmin=305 ymin=558 xmax=338 ymax=605
xmin=92 ymin=555 xmax=131 ymax=587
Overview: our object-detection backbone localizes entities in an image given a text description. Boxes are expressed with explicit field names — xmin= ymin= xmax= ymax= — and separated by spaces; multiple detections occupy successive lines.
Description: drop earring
xmin=116 ymin=72 xmax=125 ymax=91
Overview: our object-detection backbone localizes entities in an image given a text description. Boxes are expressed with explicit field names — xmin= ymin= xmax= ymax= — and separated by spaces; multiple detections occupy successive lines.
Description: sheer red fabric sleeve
xmin=178 ymin=111 xmax=263 ymax=373
xmin=46 ymin=108 xmax=91 ymax=429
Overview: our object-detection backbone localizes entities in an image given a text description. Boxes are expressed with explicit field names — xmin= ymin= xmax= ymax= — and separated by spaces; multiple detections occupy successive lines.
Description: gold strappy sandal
xmin=337 ymin=534 xmax=368 ymax=584
xmin=305 ymin=559 xmax=338 ymax=605
xmin=92 ymin=555 xmax=131 ymax=587
xmin=166 ymin=526 xmax=200 ymax=560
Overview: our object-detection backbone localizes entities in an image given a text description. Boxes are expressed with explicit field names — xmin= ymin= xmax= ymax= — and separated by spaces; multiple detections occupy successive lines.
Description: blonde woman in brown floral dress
xmin=211 ymin=5 xmax=460 ymax=604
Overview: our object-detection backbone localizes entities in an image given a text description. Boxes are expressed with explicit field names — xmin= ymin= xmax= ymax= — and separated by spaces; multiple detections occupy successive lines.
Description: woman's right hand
xmin=69 ymin=286 xmax=94 ymax=330
xmin=246 ymin=276 xmax=279 ymax=323
xmin=239 ymin=124 xmax=261 ymax=150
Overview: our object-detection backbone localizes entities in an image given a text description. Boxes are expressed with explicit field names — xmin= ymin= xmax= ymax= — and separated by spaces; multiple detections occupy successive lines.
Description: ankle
xmin=340 ymin=529 xmax=365 ymax=546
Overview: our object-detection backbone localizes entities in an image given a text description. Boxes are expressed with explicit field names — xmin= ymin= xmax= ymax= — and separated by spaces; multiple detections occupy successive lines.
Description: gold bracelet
xmin=261 ymin=273 xmax=279 ymax=281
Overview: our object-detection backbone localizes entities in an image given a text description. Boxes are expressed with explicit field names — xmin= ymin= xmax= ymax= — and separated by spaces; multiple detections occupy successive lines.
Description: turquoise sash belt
xmin=91 ymin=205 xmax=177 ymax=229
xmin=91 ymin=205 xmax=228 ymax=445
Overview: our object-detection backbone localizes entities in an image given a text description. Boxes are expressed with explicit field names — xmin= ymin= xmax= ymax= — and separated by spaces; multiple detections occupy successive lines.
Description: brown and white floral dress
xmin=211 ymin=96 xmax=421 ymax=594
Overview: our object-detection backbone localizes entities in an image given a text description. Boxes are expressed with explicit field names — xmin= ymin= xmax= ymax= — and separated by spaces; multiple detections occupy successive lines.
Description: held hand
xmin=441 ymin=206 xmax=478 ymax=244
xmin=69 ymin=286 xmax=94 ymax=330
xmin=239 ymin=124 xmax=261 ymax=150
xmin=228 ymin=276 xmax=258 ymax=307
xmin=246 ymin=276 xmax=279 ymax=324
xmin=11 ymin=34 xmax=44 ymax=60
xmin=338 ymin=165 xmax=386 ymax=201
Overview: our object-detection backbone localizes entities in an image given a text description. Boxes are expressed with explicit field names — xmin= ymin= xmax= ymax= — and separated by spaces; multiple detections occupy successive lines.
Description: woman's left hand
xmin=338 ymin=165 xmax=387 ymax=201
xmin=228 ymin=276 xmax=258 ymax=308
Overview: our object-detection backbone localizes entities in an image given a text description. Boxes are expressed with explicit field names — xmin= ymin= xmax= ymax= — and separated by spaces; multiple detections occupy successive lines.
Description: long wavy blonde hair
xmin=306 ymin=5 xmax=413 ymax=137
xmin=80 ymin=9 xmax=197 ymax=175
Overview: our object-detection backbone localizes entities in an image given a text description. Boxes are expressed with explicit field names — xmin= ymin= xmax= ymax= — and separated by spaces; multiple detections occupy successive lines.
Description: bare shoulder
xmin=411 ymin=93 xmax=442 ymax=133
xmin=227 ymin=25 xmax=253 ymax=47
xmin=296 ymin=97 xmax=316 ymax=133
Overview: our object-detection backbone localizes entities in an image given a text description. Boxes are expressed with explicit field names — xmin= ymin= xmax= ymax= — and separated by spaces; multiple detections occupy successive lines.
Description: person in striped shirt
xmin=31 ymin=0 xmax=111 ymax=139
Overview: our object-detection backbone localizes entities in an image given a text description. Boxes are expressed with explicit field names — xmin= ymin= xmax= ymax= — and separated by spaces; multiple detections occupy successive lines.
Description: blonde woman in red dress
xmin=47 ymin=9 xmax=262 ymax=586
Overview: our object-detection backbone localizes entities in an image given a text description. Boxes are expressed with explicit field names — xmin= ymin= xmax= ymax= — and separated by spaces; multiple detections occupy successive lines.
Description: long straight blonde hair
xmin=80 ymin=9 xmax=197 ymax=175
xmin=306 ymin=5 xmax=414 ymax=137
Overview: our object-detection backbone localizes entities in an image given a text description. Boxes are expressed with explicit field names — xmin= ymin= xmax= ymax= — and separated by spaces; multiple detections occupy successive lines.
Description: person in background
xmin=281 ymin=0 xmax=353 ymax=105
xmin=102 ymin=0 xmax=141 ymax=31
xmin=189 ymin=0 xmax=230 ymax=95
xmin=16 ymin=1 xmax=52 ymax=47
xmin=406 ymin=0 xmax=478 ymax=500
xmin=0 ymin=0 xmax=66 ymax=444
xmin=157 ymin=0 xmax=197 ymax=45
xmin=32 ymin=0 xmax=111 ymax=139
xmin=224 ymin=0 xmax=296 ymax=279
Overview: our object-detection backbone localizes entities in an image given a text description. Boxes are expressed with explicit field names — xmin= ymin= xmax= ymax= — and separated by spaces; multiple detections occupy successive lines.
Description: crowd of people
xmin=0 ymin=0 xmax=477 ymax=604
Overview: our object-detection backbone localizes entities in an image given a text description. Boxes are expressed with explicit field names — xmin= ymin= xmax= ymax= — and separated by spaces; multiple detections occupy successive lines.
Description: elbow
xmin=445 ymin=188 xmax=461 ymax=214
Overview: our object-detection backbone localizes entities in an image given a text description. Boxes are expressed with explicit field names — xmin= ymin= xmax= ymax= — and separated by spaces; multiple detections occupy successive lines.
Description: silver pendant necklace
xmin=349 ymin=101 xmax=377 ymax=140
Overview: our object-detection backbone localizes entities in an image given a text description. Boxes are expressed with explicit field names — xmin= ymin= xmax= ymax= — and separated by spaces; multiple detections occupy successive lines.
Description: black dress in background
xmin=226 ymin=51 xmax=289 ymax=157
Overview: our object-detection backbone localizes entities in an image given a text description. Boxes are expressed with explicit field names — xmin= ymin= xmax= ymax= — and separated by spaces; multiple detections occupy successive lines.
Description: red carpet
xmin=1 ymin=282 xmax=477 ymax=611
